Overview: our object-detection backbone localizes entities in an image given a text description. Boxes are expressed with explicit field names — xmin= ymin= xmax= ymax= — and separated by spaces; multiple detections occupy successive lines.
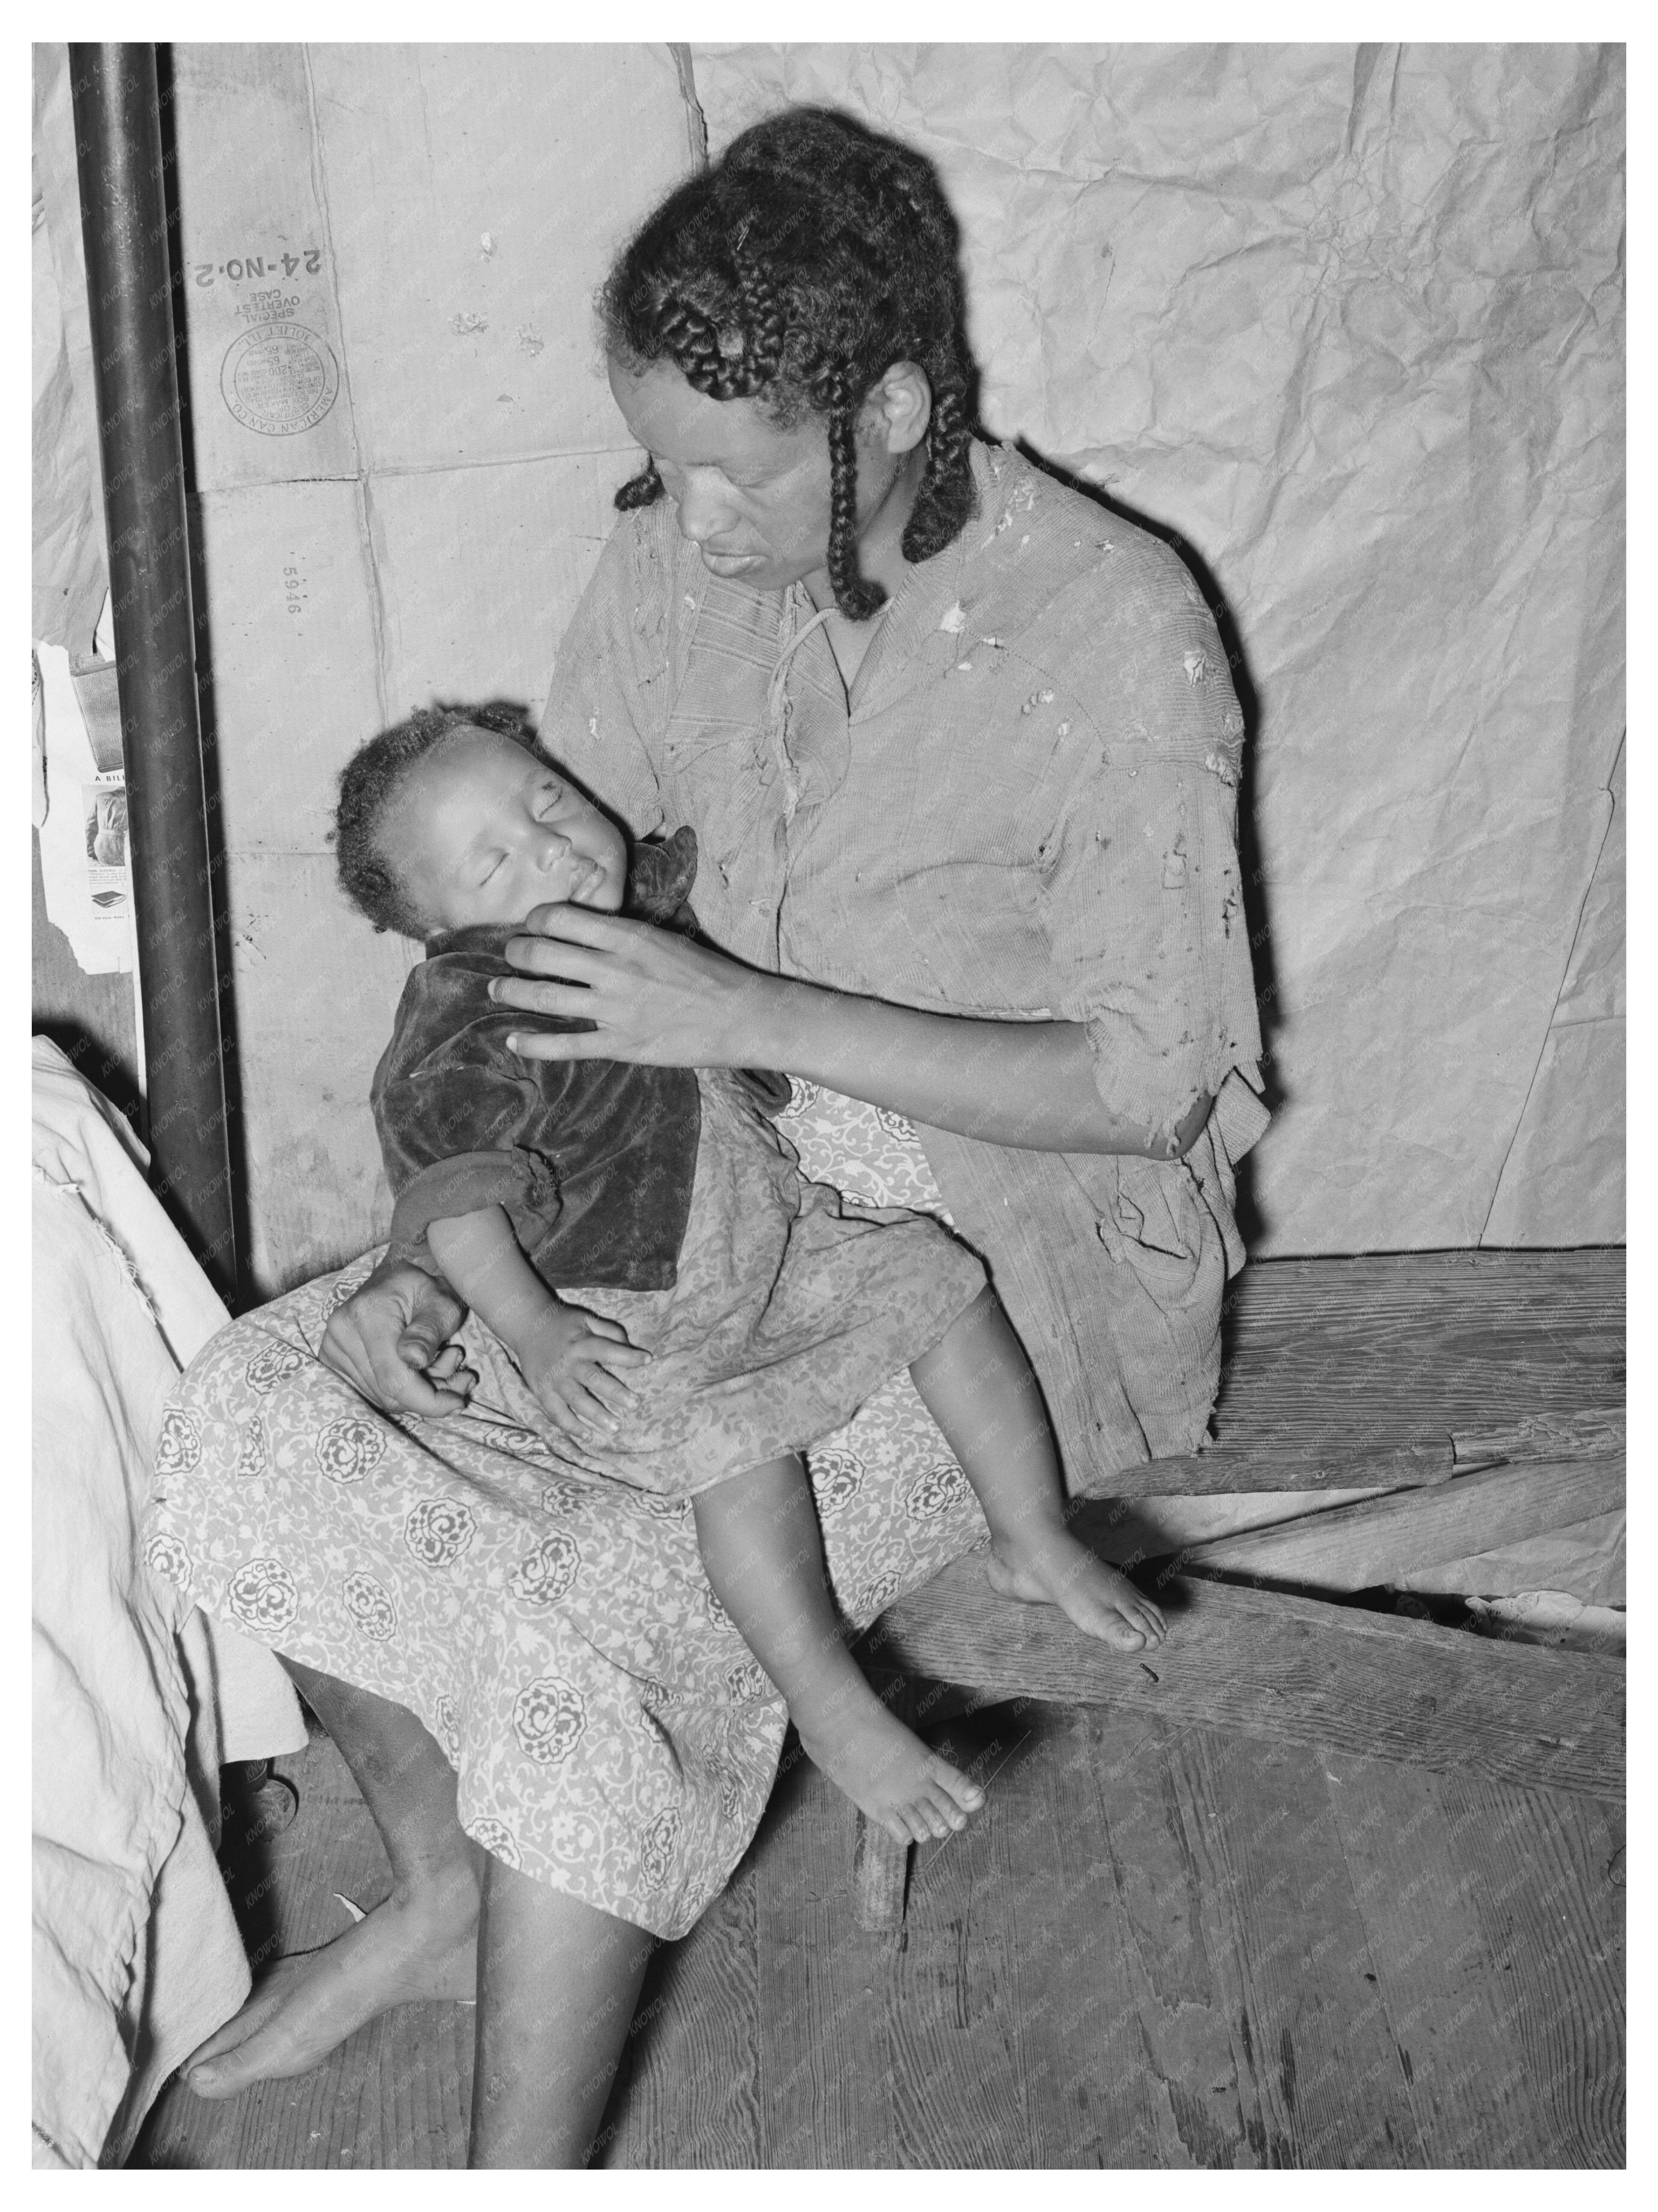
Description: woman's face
xmin=606 ymin=355 xmax=903 ymax=595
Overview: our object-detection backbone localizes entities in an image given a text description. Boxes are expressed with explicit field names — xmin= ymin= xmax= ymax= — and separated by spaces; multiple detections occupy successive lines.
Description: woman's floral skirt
xmin=144 ymin=1086 xmax=987 ymax=1938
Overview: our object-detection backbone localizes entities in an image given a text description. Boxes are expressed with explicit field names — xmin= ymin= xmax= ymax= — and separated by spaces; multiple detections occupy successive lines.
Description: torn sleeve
xmin=1046 ymin=600 xmax=1264 ymax=1149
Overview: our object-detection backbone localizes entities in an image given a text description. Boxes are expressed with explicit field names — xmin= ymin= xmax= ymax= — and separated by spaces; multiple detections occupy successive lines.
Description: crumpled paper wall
xmin=33 ymin=44 xmax=1623 ymax=1278
xmin=694 ymin=43 xmax=1625 ymax=1255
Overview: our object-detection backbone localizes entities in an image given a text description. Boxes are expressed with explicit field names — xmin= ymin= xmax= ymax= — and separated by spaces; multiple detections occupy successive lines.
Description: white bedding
xmin=31 ymin=1038 xmax=306 ymax=2168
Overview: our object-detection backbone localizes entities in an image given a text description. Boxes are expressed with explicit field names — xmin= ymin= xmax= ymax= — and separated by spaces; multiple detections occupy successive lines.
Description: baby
xmin=333 ymin=705 xmax=1167 ymax=1845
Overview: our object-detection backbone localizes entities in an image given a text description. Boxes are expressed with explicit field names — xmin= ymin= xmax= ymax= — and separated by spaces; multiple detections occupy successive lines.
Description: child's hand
xmin=517 ymin=1305 xmax=651 ymax=1436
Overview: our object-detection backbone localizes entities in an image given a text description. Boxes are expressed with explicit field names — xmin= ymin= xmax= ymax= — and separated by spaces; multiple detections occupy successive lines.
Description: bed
xmin=31 ymin=1037 xmax=306 ymax=2168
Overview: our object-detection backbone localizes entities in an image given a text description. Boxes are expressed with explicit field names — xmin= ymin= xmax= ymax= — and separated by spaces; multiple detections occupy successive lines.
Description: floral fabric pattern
xmin=780 ymin=1081 xmax=957 ymax=1225
xmin=145 ymin=1088 xmax=987 ymax=1939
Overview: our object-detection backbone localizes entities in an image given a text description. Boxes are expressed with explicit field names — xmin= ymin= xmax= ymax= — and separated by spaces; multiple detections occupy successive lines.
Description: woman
xmin=154 ymin=107 xmax=1266 ymax=2166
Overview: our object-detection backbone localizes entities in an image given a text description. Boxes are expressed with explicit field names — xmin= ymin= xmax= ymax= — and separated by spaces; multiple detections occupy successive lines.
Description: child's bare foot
xmin=797 ymin=1694 xmax=985 ymax=1846
xmin=986 ymin=1530 xmax=1167 ymax=1651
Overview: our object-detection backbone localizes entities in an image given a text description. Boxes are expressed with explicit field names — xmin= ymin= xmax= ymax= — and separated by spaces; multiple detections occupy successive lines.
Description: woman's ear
xmin=863 ymin=361 xmax=932 ymax=455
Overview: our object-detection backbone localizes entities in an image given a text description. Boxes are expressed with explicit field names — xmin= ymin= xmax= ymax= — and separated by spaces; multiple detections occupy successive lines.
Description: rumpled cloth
xmin=31 ymin=1038 xmax=304 ymax=2169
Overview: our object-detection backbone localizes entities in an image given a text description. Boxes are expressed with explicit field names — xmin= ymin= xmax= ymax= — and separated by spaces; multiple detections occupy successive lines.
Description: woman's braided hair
xmin=601 ymin=106 xmax=980 ymax=621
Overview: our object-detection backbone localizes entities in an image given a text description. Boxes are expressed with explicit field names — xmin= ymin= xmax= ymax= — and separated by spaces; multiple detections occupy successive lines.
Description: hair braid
xmin=824 ymin=375 xmax=887 ymax=622
xmin=903 ymin=347 xmax=977 ymax=564
xmin=733 ymin=250 xmax=787 ymax=395
xmin=601 ymin=106 xmax=982 ymax=619
xmin=615 ymin=456 xmax=664 ymax=510
xmin=656 ymin=297 xmax=729 ymax=397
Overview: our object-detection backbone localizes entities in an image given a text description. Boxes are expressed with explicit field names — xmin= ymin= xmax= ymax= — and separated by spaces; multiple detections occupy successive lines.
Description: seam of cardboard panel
xmin=301 ymin=45 xmax=390 ymax=726
xmin=293 ymin=46 xmax=362 ymax=479
xmin=190 ymin=449 xmax=646 ymax=490
xmin=669 ymin=44 xmax=709 ymax=167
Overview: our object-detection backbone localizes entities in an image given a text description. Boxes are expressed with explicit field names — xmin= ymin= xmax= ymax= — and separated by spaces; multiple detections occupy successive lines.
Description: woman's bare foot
xmin=986 ymin=1530 xmax=1167 ymax=1650
xmin=182 ymin=1861 xmax=480 ymax=2099
xmin=797 ymin=1693 xmax=985 ymax=1846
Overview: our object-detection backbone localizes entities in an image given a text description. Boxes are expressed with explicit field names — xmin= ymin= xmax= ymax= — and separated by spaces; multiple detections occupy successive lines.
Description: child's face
xmin=391 ymin=729 xmax=628 ymax=935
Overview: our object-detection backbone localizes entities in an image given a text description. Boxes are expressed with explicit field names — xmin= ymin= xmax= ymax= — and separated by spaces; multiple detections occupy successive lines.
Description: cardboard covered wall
xmin=34 ymin=44 xmax=1622 ymax=1291
xmin=33 ymin=53 xmax=106 ymax=657
xmin=695 ymin=43 xmax=1625 ymax=1258
xmin=140 ymin=44 xmax=698 ymax=1290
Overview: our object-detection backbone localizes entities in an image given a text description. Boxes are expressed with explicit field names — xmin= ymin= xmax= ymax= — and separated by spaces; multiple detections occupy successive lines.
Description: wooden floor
xmin=134 ymin=1690 xmax=1624 ymax=2170
xmin=133 ymin=1250 xmax=1625 ymax=2168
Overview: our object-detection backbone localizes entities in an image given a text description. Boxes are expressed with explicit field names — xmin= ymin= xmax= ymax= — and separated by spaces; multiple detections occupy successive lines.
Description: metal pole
xmin=70 ymin=43 xmax=236 ymax=1293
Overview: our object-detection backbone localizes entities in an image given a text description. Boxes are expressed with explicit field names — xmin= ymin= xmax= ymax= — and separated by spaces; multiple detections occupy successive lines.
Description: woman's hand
xmin=321 ymin=1257 xmax=477 ymax=1417
xmin=491 ymin=905 xmax=775 ymax=1069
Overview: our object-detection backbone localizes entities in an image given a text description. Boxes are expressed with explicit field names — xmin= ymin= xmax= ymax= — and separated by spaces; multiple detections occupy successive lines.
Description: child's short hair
xmin=332 ymin=701 xmax=540 ymax=937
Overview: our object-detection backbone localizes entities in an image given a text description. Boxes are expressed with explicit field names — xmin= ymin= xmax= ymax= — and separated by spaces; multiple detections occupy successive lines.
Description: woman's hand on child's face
xmin=490 ymin=906 xmax=774 ymax=1071
xmin=519 ymin=1304 xmax=652 ymax=1436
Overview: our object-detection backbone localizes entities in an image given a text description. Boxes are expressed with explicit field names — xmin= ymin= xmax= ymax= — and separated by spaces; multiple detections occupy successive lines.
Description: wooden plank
xmin=751 ymin=1741 xmax=899 ymax=2167
xmin=851 ymin=1815 xmax=911 ymax=1932
xmin=882 ymin=1707 xmax=1057 ymax=2166
xmin=1178 ymin=1453 xmax=1625 ymax=1589
xmin=850 ymin=1668 xmax=916 ymax=1931
xmin=1211 ymin=1251 xmax=1623 ymax=1454
xmin=1167 ymin=1732 xmax=1421 ymax=2167
xmin=599 ymin=1868 xmax=763 ymax=2168
xmin=1229 ymin=1426 xmax=1630 ymax=1489
xmin=1453 ymin=1407 xmax=1624 ymax=1463
xmin=1051 ymin=1710 xmax=1264 ymax=2167
xmin=1085 ymin=1257 xmax=1624 ymax=1496
xmin=1082 ymin=1438 xmax=1457 ymax=1500
xmin=257 ymin=2003 xmax=471 ymax=2170
xmin=1326 ymin=1753 xmax=1573 ymax=2166
xmin=1438 ymin=1772 xmax=1625 ymax=2167
xmin=989 ymin=1707 xmax=1173 ymax=2166
xmin=364 ymin=2004 xmax=473 ymax=2170
xmin=862 ymin=1561 xmax=1624 ymax=1802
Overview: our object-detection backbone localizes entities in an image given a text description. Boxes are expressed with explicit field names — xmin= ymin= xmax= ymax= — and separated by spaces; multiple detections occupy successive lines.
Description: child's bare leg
xmin=910 ymin=1289 xmax=1168 ymax=1652
xmin=692 ymin=1457 xmax=985 ymax=1844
